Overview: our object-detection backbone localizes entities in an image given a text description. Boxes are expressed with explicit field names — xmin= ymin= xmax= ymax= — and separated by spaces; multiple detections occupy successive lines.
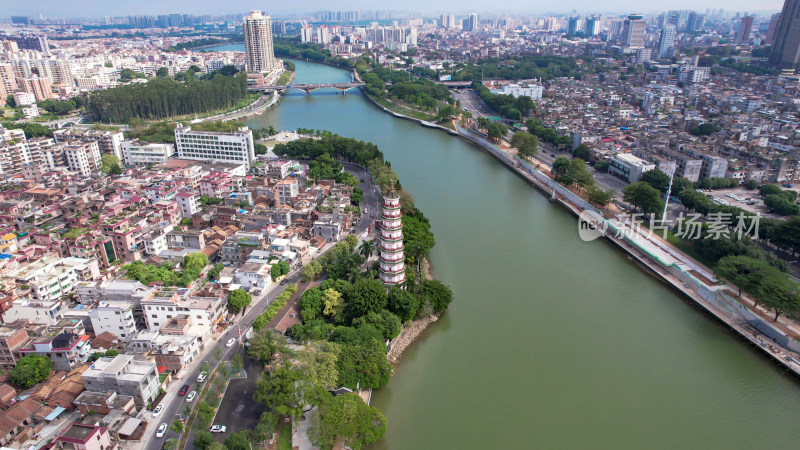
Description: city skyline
xmin=3 ymin=1 xmax=786 ymax=18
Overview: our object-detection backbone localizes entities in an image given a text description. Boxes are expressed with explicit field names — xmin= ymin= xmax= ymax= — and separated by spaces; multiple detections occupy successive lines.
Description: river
xmin=204 ymin=46 xmax=800 ymax=448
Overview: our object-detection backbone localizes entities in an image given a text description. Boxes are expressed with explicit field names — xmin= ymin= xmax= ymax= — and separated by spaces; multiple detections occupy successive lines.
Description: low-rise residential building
xmin=176 ymin=190 xmax=201 ymax=218
xmin=5 ymin=257 xmax=100 ymax=302
xmin=608 ymin=153 xmax=656 ymax=183
xmin=18 ymin=332 xmax=91 ymax=371
xmin=88 ymin=301 xmax=137 ymax=341
xmin=121 ymin=140 xmax=175 ymax=166
xmin=82 ymin=354 xmax=159 ymax=406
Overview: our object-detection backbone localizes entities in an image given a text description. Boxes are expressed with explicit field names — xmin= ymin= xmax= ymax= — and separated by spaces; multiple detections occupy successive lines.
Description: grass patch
xmin=371 ymin=96 xmax=437 ymax=121
xmin=664 ymin=230 xmax=716 ymax=268
xmin=277 ymin=70 xmax=292 ymax=85
xmin=277 ymin=423 xmax=292 ymax=450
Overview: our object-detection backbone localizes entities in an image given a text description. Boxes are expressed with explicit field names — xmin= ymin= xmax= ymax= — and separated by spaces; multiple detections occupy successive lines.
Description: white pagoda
xmin=378 ymin=182 xmax=406 ymax=285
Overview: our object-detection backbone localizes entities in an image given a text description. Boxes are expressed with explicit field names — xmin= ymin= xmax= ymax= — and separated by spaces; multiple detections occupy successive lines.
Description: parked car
xmin=226 ymin=338 xmax=236 ymax=348
xmin=280 ymin=279 xmax=288 ymax=285
xmin=186 ymin=391 xmax=197 ymax=403
xmin=152 ymin=404 xmax=163 ymax=418
xmin=197 ymin=372 xmax=207 ymax=383
xmin=156 ymin=423 xmax=168 ymax=438
xmin=178 ymin=384 xmax=189 ymax=396
xmin=210 ymin=425 xmax=227 ymax=433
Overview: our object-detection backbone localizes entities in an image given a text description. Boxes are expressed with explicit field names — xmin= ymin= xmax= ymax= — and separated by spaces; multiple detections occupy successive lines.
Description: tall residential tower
xmin=770 ymin=0 xmax=800 ymax=70
xmin=243 ymin=11 xmax=277 ymax=74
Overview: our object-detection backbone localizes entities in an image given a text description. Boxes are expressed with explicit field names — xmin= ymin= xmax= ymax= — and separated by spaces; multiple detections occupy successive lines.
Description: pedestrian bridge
xmin=250 ymin=82 xmax=365 ymax=94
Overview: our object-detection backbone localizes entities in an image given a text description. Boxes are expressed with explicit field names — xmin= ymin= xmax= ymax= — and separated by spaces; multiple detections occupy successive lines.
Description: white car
xmin=197 ymin=372 xmax=207 ymax=383
xmin=156 ymin=423 xmax=168 ymax=438
xmin=210 ymin=425 xmax=227 ymax=433
xmin=151 ymin=404 xmax=163 ymax=418
xmin=226 ymin=338 xmax=236 ymax=348
xmin=186 ymin=391 xmax=197 ymax=403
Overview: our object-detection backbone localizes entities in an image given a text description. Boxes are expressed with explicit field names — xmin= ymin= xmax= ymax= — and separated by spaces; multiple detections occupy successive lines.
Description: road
xmin=143 ymin=162 xmax=379 ymax=449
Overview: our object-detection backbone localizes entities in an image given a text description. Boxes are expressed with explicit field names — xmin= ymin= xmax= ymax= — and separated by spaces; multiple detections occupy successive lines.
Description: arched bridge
xmin=250 ymin=82 xmax=365 ymax=95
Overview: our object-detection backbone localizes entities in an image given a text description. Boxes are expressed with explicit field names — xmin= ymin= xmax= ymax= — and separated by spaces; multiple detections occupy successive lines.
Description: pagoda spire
xmin=378 ymin=182 xmax=405 ymax=286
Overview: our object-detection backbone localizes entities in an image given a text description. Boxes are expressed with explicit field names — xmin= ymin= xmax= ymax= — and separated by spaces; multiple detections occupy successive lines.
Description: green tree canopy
xmin=308 ymin=393 xmax=387 ymax=450
xmin=623 ymin=182 xmax=664 ymax=216
xmin=640 ymin=169 xmax=671 ymax=192
xmin=229 ymin=288 xmax=252 ymax=312
xmin=248 ymin=328 xmax=287 ymax=364
xmin=511 ymin=131 xmax=538 ymax=158
xmin=9 ymin=354 xmax=53 ymax=388
xmin=347 ymin=278 xmax=388 ymax=319
xmin=388 ymin=287 xmax=420 ymax=322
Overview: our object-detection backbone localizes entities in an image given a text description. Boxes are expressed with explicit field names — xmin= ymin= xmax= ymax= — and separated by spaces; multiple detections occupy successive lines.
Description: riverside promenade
xmin=455 ymin=123 xmax=800 ymax=377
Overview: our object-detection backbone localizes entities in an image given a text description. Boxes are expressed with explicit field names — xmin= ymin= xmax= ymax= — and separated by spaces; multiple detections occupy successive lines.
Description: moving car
xmin=197 ymin=372 xmax=207 ymax=383
xmin=178 ymin=384 xmax=189 ymax=396
xmin=152 ymin=404 xmax=163 ymax=418
xmin=210 ymin=425 xmax=227 ymax=433
xmin=156 ymin=423 xmax=168 ymax=438
xmin=226 ymin=338 xmax=236 ymax=348
xmin=280 ymin=279 xmax=288 ymax=285
xmin=186 ymin=391 xmax=197 ymax=403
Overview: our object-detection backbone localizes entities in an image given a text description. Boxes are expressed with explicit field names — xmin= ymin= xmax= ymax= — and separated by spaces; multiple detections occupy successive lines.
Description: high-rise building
xmin=18 ymin=76 xmax=52 ymax=102
xmin=686 ymin=11 xmax=705 ymax=32
xmin=243 ymin=11 xmax=276 ymax=74
xmin=585 ymin=15 xmax=601 ymax=36
xmin=301 ymin=26 xmax=314 ymax=43
xmin=64 ymin=141 xmax=102 ymax=177
xmin=440 ymin=13 xmax=456 ymax=29
xmin=766 ymin=13 xmax=781 ymax=45
xmin=567 ymin=16 xmax=583 ymax=35
xmin=621 ymin=14 xmax=646 ymax=48
xmin=771 ymin=0 xmax=800 ymax=70
xmin=273 ymin=20 xmax=286 ymax=35
xmin=658 ymin=25 xmax=677 ymax=59
xmin=735 ymin=16 xmax=754 ymax=44
xmin=465 ymin=13 xmax=479 ymax=31
xmin=378 ymin=183 xmax=405 ymax=286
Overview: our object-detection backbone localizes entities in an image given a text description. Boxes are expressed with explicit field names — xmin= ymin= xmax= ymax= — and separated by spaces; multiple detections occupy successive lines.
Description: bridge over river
xmin=250 ymin=82 xmax=365 ymax=94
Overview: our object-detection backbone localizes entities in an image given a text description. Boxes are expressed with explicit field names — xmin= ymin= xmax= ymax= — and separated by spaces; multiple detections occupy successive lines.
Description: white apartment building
xmin=88 ymin=301 xmax=137 ymax=340
xmin=174 ymin=124 xmax=255 ymax=171
xmin=5 ymin=256 xmax=100 ymax=302
xmin=121 ymin=140 xmax=175 ymax=166
xmin=176 ymin=190 xmax=201 ymax=218
xmin=141 ymin=289 xmax=226 ymax=331
xmin=64 ymin=141 xmax=101 ymax=177
xmin=12 ymin=92 xmax=35 ymax=106
xmin=243 ymin=11 xmax=277 ymax=74
xmin=2 ymin=299 xmax=63 ymax=326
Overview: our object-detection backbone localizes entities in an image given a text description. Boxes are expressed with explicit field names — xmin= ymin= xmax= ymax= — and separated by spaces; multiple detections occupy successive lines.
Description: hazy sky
xmin=4 ymin=0 xmax=786 ymax=18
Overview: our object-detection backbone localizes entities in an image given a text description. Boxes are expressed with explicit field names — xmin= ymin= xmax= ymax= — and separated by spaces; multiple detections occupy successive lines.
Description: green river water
xmin=199 ymin=49 xmax=800 ymax=448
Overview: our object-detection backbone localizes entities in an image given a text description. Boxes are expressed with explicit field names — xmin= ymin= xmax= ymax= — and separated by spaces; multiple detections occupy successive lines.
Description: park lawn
xmin=664 ymin=229 xmax=716 ymax=269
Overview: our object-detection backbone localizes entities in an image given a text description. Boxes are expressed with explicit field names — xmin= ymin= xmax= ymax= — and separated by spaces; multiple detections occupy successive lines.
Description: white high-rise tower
xmin=243 ymin=11 xmax=276 ymax=74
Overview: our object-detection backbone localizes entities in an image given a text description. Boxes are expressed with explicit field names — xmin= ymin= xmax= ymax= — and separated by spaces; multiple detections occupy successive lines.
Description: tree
xmin=595 ymin=160 xmax=610 ymax=173
xmin=552 ymin=156 xmax=570 ymax=176
xmin=352 ymin=310 xmax=402 ymax=339
xmin=486 ymin=122 xmax=508 ymax=142
xmin=322 ymin=288 xmax=344 ymax=321
xmin=716 ymin=255 xmax=783 ymax=304
xmin=229 ymin=288 xmax=252 ymax=312
xmin=436 ymin=104 xmax=458 ymax=120
xmin=566 ymin=159 xmax=595 ymax=189
xmin=300 ymin=260 xmax=323 ymax=282
xmin=254 ymin=363 xmax=305 ymax=418
xmin=640 ymin=169 xmax=671 ymax=192
xmin=183 ymin=252 xmax=209 ymax=271
xmin=300 ymin=287 xmax=324 ymax=323
xmin=170 ymin=419 xmax=184 ymax=434
xmin=359 ymin=240 xmax=376 ymax=260
xmin=402 ymin=209 xmax=435 ymax=264
xmin=163 ymin=439 xmax=178 ymax=450
xmin=6 ymin=95 xmax=15 ymax=107
xmin=511 ymin=131 xmax=538 ymax=158
xmin=623 ymin=182 xmax=664 ymax=216
xmin=9 ymin=354 xmax=53 ymax=388
xmin=100 ymin=154 xmax=121 ymax=174
xmin=347 ymin=278 xmax=388 ymax=318
xmin=224 ymin=432 xmax=251 ymax=450
xmin=758 ymin=273 xmax=800 ymax=321
xmin=297 ymin=341 xmax=341 ymax=389
xmin=156 ymin=67 xmax=169 ymax=77
xmin=572 ymin=144 xmax=591 ymax=161
xmin=515 ymin=95 xmax=535 ymax=116
xmin=232 ymin=354 xmax=244 ymax=375
xmin=308 ymin=393 xmax=387 ymax=450
xmin=248 ymin=328 xmax=287 ymax=364
xmin=388 ymin=287 xmax=420 ymax=322
xmin=745 ymin=179 xmax=758 ymax=190
xmin=336 ymin=339 xmax=392 ymax=389
xmin=193 ymin=430 xmax=215 ymax=449
xmin=689 ymin=122 xmax=721 ymax=136
xmin=587 ymin=187 xmax=614 ymax=206
xmin=419 ymin=279 xmax=454 ymax=314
